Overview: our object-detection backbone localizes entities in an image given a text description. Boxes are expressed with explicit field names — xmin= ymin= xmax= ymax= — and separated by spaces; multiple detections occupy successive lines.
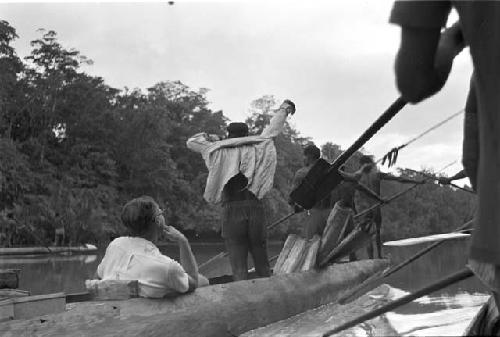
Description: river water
xmin=0 ymin=238 xmax=489 ymax=336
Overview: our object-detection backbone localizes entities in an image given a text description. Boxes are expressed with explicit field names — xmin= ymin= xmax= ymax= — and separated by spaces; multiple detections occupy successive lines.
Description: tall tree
xmin=0 ymin=20 xmax=23 ymax=139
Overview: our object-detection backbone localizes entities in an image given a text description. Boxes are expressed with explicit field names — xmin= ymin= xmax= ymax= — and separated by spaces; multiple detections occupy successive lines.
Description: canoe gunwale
xmin=0 ymin=259 xmax=390 ymax=337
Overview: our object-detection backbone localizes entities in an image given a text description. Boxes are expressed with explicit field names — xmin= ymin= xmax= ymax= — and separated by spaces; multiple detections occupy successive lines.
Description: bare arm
xmin=260 ymin=100 xmax=295 ymax=138
xmin=177 ymin=237 xmax=199 ymax=291
xmin=186 ymin=132 xmax=218 ymax=154
xmin=163 ymin=226 xmax=199 ymax=290
xmin=339 ymin=170 xmax=383 ymax=203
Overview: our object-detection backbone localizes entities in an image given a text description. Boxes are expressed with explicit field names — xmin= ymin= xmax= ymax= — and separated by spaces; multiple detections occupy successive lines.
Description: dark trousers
xmin=222 ymin=200 xmax=270 ymax=281
xmin=304 ymin=208 xmax=330 ymax=240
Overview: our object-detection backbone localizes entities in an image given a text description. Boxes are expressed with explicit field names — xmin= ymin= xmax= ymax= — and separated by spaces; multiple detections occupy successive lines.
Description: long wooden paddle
xmin=198 ymin=211 xmax=296 ymax=272
xmin=338 ymin=219 xmax=474 ymax=304
xmin=323 ymin=267 xmax=474 ymax=336
xmin=290 ymin=97 xmax=407 ymax=209
xmin=406 ymin=168 xmax=475 ymax=194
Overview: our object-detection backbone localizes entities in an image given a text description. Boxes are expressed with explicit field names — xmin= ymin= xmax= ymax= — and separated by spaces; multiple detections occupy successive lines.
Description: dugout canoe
xmin=0 ymin=244 xmax=97 ymax=256
xmin=463 ymin=296 xmax=499 ymax=336
xmin=0 ymin=259 xmax=389 ymax=337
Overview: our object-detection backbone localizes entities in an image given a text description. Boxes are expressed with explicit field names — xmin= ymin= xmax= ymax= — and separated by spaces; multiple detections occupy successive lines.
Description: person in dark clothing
xmin=390 ymin=1 xmax=500 ymax=306
xmin=292 ymin=145 xmax=332 ymax=239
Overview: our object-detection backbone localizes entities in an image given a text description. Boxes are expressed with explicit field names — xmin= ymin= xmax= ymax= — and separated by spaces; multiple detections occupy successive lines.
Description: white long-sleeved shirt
xmin=187 ymin=107 xmax=288 ymax=204
xmin=97 ymin=237 xmax=189 ymax=298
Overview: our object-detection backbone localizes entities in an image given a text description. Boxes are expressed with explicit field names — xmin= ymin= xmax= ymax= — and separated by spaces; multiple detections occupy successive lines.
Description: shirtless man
xmin=353 ymin=155 xmax=424 ymax=259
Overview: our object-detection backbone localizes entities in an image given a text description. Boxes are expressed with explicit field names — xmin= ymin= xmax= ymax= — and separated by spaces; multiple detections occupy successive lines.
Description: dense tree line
xmin=0 ymin=21 xmax=475 ymax=247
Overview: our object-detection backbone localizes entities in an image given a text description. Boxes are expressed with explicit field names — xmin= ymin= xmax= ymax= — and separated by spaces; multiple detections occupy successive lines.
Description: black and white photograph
xmin=0 ymin=0 xmax=498 ymax=336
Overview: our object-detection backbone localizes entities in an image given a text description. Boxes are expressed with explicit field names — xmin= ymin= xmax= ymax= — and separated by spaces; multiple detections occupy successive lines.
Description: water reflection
xmin=0 ymin=242 xmax=284 ymax=295
xmin=0 ymin=254 xmax=99 ymax=295
xmin=384 ymin=239 xmax=488 ymax=295
xmin=383 ymin=286 xmax=488 ymax=336
xmin=380 ymin=240 xmax=489 ymax=336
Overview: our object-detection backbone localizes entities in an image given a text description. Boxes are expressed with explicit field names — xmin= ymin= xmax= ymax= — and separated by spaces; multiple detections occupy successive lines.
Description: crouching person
xmin=96 ymin=196 xmax=209 ymax=298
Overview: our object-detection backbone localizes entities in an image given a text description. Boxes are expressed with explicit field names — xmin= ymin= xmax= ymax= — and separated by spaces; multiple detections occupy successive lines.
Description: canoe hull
xmin=0 ymin=259 xmax=389 ymax=337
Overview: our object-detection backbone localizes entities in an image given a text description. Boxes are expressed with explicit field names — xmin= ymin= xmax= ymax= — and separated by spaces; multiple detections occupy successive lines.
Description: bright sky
xmin=1 ymin=0 xmax=474 ymax=179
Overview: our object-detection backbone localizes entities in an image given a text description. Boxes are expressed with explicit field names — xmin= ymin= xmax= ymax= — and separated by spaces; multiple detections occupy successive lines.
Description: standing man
xmin=390 ymin=0 xmax=500 ymax=316
xmin=352 ymin=155 xmax=423 ymax=259
xmin=187 ymin=100 xmax=295 ymax=280
xmin=291 ymin=145 xmax=332 ymax=239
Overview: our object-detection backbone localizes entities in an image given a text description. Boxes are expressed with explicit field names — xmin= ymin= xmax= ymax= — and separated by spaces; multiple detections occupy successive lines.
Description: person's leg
xmin=221 ymin=203 xmax=250 ymax=281
xmin=366 ymin=239 xmax=374 ymax=259
xmin=364 ymin=217 xmax=375 ymax=259
xmin=224 ymin=237 xmax=249 ymax=281
xmin=305 ymin=208 xmax=329 ymax=240
xmin=349 ymin=252 xmax=358 ymax=261
xmin=375 ymin=211 xmax=383 ymax=259
xmin=248 ymin=204 xmax=270 ymax=277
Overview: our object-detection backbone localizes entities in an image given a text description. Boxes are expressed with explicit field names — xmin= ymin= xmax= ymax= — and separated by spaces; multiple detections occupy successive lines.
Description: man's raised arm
xmin=186 ymin=132 xmax=219 ymax=154
xmin=261 ymin=100 xmax=295 ymax=138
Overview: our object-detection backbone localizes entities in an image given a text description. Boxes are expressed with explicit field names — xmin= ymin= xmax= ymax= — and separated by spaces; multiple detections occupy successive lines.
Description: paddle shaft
xmin=329 ymin=97 xmax=406 ymax=174
xmin=353 ymin=183 xmax=419 ymax=221
xmin=338 ymin=219 xmax=474 ymax=304
xmin=323 ymin=267 xmax=474 ymax=337
xmin=385 ymin=219 xmax=473 ymax=277
xmin=199 ymin=212 xmax=295 ymax=270
xmin=407 ymin=168 xmax=475 ymax=194
xmin=291 ymin=97 xmax=406 ymax=209
xmin=353 ymin=162 xmax=460 ymax=222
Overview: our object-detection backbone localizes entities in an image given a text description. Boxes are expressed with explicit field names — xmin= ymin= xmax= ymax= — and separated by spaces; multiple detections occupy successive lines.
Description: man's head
xmin=303 ymin=144 xmax=321 ymax=166
xmin=359 ymin=155 xmax=375 ymax=166
xmin=121 ymin=196 xmax=164 ymax=239
xmin=359 ymin=155 xmax=375 ymax=172
xmin=227 ymin=122 xmax=249 ymax=138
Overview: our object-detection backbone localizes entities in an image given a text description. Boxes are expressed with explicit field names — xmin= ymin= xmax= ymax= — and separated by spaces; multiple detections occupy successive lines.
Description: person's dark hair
xmin=121 ymin=196 xmax=158 ymax=236
xmin=227 ymin=122 xmax=249 ymax=138
xmin=304 ymin=144 xmax=321 ymax=160
xmin=359 ymin=155 xmax=375 ymax=165
xmin=283 ymin=99 xmax=296 ymax=113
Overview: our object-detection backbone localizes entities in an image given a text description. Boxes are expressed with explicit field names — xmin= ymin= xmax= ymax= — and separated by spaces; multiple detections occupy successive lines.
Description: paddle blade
xmin=314 ymin=169 xmax=344 ymax=207
xmin=289 ymin=158 xmax=332 ymax=209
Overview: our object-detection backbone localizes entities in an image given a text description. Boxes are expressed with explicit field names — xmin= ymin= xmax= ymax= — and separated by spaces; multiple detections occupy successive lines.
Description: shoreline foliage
xmin=0 ymin=21 xmax=475 ymax=247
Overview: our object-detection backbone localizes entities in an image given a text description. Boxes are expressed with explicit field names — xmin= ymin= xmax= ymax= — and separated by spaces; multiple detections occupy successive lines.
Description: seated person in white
xmin=97 ymin=196 xmax=208 ymax=298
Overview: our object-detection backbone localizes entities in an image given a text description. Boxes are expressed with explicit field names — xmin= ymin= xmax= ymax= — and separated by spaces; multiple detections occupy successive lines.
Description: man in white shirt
xmin=97 ymin=196 xmax=208 ymax=298
xmin=187 ymin=100 xmax=295 ymax=280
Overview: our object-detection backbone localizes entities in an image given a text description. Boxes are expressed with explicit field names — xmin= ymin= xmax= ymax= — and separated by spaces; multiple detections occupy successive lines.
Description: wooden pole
xmin=406 ymin=168 xmax=475 ymax=194
xmin=338 ymin=219 xmax=474 ymax=304
xmin=322 ymin=267 xmax=474 ymax=337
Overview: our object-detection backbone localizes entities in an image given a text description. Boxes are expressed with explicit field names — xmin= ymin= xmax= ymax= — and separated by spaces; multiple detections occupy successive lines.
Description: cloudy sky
xmin=1 ymin=0 xmax=474 ymax=178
